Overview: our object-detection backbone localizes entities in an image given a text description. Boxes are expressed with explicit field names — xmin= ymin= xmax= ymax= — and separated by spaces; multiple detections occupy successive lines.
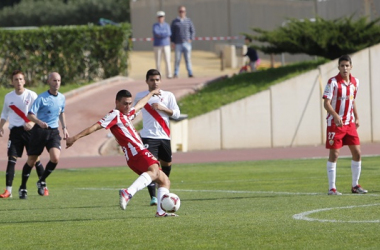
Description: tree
xmin=244 ymin=16 xmax=380 ymax=60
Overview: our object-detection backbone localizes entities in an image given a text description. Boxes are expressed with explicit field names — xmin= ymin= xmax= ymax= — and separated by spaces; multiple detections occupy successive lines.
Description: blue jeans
xmin=174 ymin=42 xmax=193 ymax=76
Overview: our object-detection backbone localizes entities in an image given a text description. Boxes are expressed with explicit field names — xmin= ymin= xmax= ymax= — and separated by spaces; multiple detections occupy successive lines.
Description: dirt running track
xmin=1 ymin=75 xmax=379 ymax=170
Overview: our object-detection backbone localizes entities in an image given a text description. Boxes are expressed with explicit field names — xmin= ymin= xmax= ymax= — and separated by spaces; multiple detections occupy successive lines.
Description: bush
xmin=245 ymin=16 xmax=380 ymax=60
xmin=0 ymin=23 xmax=131 ymax=87
xmin=0 ymin=0 xmax=130 ymax=27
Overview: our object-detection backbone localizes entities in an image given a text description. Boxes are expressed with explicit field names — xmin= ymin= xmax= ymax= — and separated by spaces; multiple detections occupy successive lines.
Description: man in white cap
xmin=152 ymin=10 xmax=172 ymax=79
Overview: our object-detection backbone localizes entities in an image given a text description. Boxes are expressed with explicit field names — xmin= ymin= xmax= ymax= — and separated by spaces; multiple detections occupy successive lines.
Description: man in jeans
xmin=170 ymin=5 xmax=195 ymax=78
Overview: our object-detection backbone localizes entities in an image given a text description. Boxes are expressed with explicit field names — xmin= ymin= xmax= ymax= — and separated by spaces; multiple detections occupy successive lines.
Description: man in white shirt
xmin=0 ymin=70 xmax=44 ymax=199
xmin=134 ymin=69 xmax=180 ymax=206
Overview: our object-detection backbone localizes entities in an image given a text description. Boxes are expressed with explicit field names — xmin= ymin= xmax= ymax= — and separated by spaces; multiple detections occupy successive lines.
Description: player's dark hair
xmin=116 ymin=89 xmax=132 ymax=101
xmin=338 ymin=55 xmax=352 ymax=65
xmin=11 ymin=70 xmax=24 ymax=79
xmin=245 ymin=37 xmax=252 ymax=43
xmin=146 ymin=69 xmax=161 ymax=81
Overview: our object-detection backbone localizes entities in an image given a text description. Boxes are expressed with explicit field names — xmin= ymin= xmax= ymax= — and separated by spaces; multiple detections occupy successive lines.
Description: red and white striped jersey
xmin=134 ymin=90 xmax=180 ymax=140
xmin=323 ymin=73 xmax=359 ymax=126
xmin=97 ymin=108 xmax=145 ymax=161
xmin=1 ymin=89 xmax=37 ymax=129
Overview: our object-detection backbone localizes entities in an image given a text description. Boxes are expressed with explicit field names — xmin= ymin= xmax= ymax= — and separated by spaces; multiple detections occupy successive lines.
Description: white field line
xmin=293 ymin=204 xmax=380 ymax=223
xmin=75 ymin=188 xmax=380 ymax=197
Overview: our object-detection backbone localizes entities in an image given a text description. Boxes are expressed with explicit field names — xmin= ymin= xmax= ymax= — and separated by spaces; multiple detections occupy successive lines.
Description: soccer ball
xmin=160 ymin=193 xmax=181 ymax=213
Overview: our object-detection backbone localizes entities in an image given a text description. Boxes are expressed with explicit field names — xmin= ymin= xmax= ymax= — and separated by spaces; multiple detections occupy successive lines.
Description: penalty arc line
xmin=293 ymin=203 xmax=380 ymax=223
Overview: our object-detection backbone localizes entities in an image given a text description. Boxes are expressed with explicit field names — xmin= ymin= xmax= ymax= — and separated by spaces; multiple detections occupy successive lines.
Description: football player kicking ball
xmin=322 ymin=54 xmax=368 ymax=195
xmin=66 ymin=88 xmax=178 ymax=217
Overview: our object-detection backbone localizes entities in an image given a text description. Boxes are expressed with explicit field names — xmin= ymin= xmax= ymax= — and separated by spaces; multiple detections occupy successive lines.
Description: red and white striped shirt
xmin=97 ymin=108 xmax=145 ymax=161
xmin=323 ymin=73 xmax=359 ymax=126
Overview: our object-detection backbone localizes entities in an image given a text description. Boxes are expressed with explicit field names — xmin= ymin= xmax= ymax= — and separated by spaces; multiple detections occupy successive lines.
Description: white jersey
xmin=134 ymin=90 xmax=180 ymax=140
xmin=1 ymin=89 xmax=37 ymax=129
xmin=97 ymin=108 xmax=145 ymax=161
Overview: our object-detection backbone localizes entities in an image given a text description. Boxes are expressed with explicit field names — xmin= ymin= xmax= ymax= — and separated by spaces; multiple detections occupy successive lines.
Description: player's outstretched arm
xmin=134 ymin=88 xmax=161 ymax=113
xmin=66 ymin=122 xmax=102 ymax=149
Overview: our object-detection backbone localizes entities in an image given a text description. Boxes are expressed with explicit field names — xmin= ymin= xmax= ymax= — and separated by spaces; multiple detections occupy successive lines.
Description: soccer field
xmin=1 ymin=157 xmax=379 ymax=249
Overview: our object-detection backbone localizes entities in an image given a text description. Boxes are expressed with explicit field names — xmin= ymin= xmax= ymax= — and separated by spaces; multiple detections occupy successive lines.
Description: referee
xmin=19 ymin=72 xmax=69 ymax=198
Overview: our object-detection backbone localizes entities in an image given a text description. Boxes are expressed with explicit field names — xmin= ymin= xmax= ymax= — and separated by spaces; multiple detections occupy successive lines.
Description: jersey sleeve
xmin=167 ymin=92 xmax=180 ymax=119
xmin=29 ymin=95 xmax=42 ymax=115
xmin=354 ymin=78 xmax=359 ymax=99
xmin=61 ymin=95 xmax=66 ymax=113
xmin=98 ymin=110 xmax=118 ymax=130
xmin=127 ymin=108 xmax=137 ymax=121
xmin=323 ymin=78 xmax=334 ymax=100
xmin=0 ymin=94 xmax=10 ymax=120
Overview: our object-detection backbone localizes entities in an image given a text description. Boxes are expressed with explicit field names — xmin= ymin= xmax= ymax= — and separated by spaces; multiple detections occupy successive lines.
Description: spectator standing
xmin=322 ymin=55 xmax=367 ymax=195
xmin=19 ymin=72 xmax=69 ymax=199
xmin=0 ymin=70 xmax=44 ymax=199
xmin=153 ymin=11 xmax=173 ymax=79
xmin=243 ymin=37 xmax=259 ymax=72
xmin=134 ymin=69 xmax=180 ymax=206
xmin=171 ymin=5 xmax=195 ymax=78
xmin=66 ymin=88 xmax=178 ymax=217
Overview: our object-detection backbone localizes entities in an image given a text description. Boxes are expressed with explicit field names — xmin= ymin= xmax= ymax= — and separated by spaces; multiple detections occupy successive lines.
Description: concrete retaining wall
xmin=170 ymin=44 xmax=380 ymax=151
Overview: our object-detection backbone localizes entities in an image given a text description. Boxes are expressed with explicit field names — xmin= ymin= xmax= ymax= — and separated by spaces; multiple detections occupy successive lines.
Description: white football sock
xmin=127 ymin=172 xmax=152 ymax=196
xmin=327 ymin=161 xmax=337 ymax=190
xmin=351 ymin=160 xmax=361 ymax=187
xmin=6 ymin=186 xmax=12 ymax=194
xmin=157 ymin=187 xmax=169 ymax=214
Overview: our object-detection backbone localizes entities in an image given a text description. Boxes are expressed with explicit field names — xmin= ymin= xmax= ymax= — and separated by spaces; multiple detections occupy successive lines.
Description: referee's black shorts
xmin=7 ymin=126 xmax=31 ymax=157
xmin=27 ymin=125 xmax=61 ymax=156
xmin=142 ymin=138 xmax=172 ymax=162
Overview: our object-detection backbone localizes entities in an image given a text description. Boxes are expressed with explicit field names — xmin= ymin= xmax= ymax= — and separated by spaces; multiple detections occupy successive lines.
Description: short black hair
xmin=245 ymin=37 xmax=252 ymax=43
xmin=11 ymin=70 xmax=24 ymax=79
xmin=338 ymin=55 xmax=352 ymax=65
xmin=146 ymin=69 xmax=161 ymax=81
xmin=116 ymin=89 xmax=132 ymax=101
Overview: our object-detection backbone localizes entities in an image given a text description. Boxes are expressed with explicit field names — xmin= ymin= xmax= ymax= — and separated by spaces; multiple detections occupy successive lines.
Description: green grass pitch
xmin=1 ymin=156 xmax=379 ymax=249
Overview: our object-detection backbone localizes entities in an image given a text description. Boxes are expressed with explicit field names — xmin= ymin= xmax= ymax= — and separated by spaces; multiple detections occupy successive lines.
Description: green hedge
xmin=0 ymin=0 xmax=130 ymax=26
xmin=0 ymin=23 xmax=131 ymax=87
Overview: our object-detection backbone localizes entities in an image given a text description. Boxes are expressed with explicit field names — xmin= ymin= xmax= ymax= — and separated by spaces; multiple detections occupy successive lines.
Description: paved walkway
xmin=1 ymin=50 xmax=379 ymax=170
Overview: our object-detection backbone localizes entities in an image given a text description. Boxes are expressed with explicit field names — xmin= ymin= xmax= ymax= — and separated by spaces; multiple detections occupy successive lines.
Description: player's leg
xmin=0 ymin=156 xmax=16 ymax=198
xmin=326 ymin=125 xmax=343 ymax=195
xmin=327 ymin=149 xmax=340 ymax=195
xmin=119 ymin=151 xmax=158 ymax=210
xmin=1 ymin=127 xmax=24 ymax=198
xmin=345 ymin=123 xmax=367 ymax=194
xmin=23 ymin=128 xmax=44 ymax=181
xmin=154 ymin=170 xmax=177 ymax=217
xmin=37 ymin=130 xmax=61 ymax=196
xmin=34 ymin=157 xmax=44 ymax=179
xmin=348 ymin=144 xmax=367 ymax=193
xmin=142 ymin=138 xmax=159 ymax=205
xmin=158 ymin=139 xmax=172 ymax=177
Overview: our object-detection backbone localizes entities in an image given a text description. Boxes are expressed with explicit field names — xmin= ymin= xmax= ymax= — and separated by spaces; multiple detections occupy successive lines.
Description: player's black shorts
xmin=27 ymin=125 xmax=61 ymax=156
xmin=7 ymin=126 xmax=31 ymax=157
xmin=142 ymin=138 xmax=172 ymax=162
